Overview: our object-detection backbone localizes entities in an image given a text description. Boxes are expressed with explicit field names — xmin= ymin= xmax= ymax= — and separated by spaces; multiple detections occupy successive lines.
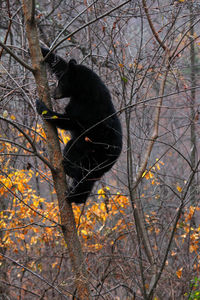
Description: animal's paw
xmin=36 ymin=99 xmax=48 ymax=115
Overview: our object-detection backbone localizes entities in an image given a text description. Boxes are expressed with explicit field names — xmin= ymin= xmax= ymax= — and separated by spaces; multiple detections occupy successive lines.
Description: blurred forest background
xmin=1 ymin=0 xmax=200 ymax=299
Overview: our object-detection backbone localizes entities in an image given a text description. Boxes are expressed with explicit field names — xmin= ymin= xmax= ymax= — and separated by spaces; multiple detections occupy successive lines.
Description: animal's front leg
xmin=36 ymin=99 xmax=71 ymax=129
xmin=36 ymin=99 xmax=59 ymax=118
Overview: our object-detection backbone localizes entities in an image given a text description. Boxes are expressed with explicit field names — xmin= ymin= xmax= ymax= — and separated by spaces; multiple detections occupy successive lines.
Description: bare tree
xmin=1 ymin=0 xmax=200 ymax=299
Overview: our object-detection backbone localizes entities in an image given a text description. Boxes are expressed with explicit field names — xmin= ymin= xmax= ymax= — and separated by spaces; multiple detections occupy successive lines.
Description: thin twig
xmin=0 ymin=253 xmax=70 ymax=299
xmin=142 ymin=0 xmax=168 ymax=52
xmin=0 ymin=116 xmax=55 ymax=172
xmin=0 ymin=41 xmax=34 ymax=72
xmin=45 ymin=0 xmax=131 ymax=58
xmin=148 ymin=159 xmax=200 ymax=297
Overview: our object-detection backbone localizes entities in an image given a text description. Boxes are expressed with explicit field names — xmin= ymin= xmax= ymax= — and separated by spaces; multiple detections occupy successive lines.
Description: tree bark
xmin=189 ymin=2 xmax=197 ymax=205
xmin=22 ymin=0 xmax=91 ymax=298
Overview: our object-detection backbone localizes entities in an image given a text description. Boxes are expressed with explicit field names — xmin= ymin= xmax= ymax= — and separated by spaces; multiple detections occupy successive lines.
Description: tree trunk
xmin=189 ymin=2 xmax=197 ymax=206
xmin=22 ymin=0 xmax=91 ymax=298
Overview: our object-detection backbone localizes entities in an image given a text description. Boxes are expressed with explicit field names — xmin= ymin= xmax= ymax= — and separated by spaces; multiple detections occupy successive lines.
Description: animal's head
xmin=54 ymin=59 xmax=77 ymax=99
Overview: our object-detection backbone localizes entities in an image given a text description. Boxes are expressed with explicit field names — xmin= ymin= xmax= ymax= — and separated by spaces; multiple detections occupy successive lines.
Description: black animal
xmin=36 ymin=47 xmax=122 ymax=204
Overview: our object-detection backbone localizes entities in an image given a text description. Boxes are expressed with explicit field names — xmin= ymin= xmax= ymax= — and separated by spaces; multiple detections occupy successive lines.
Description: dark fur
xmin=36 ymin=47 xmax=122 ymax=204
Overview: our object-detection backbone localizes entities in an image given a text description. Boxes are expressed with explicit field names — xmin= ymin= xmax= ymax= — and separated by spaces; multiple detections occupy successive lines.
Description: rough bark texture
xmin=22 ymin=0 xmax=91 ymax=298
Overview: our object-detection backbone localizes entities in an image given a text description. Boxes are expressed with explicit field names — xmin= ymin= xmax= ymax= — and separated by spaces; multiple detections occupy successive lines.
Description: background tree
xmin=0 ymin=0 xmax=200 ymax=299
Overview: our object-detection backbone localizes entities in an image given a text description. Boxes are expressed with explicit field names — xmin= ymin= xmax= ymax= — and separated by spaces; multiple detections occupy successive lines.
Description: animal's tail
xmin=67 ymin=178 xmax=96 ymax=204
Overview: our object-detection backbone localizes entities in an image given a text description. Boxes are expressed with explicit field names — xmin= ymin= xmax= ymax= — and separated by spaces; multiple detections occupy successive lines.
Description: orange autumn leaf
xmin=176 ymin=267 xmax=183 ymax=278
xmin=176 ymin=185 xmax=182 ymax=193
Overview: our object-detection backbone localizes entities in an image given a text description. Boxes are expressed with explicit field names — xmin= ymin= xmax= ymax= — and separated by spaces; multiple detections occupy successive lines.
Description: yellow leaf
xmin=171 ymin=250 xmax=177 ymax=256
xmin=149 ymin=171 xmax=154 ymax=178
xmin=42 ymin=110 xmax=48 ymax=115
xmin=52 ymin=262 xmax=58 ymax=268
xmin=93 ymin=243 xmax=103 ymax=250
xmin=156 ymin=163 xmax=160 ymax=170
xmin=51 ymin=115 xmax=58 ymax=119
xmin=189 ymin=244 xmax=198 ymax=253
xmin=3 ymin=110 xmax=8 ymax=118
xmin=142 ymin=171 xmax=147 ymax=178
xmin=176 ymin=185 xmax=182 ymax=192
xmin=33 ymin=198 xmax=39 ymax=208
xmin=100 ymin=203 xmax=106 ymax=212
xmin=176 ymin=267 xmax=183 ymax=278
xmin=38 ymin=263 xmax=42 ymax=272
xmin=98 ymin=188 xmax=105 ymax=199
xmin=30 ymin=236 xmax=37 ymax=245
xmin=81 ymin=230 xmax=88 ymax=236
xmin=189 ymin=206 xmax=195 ymax=215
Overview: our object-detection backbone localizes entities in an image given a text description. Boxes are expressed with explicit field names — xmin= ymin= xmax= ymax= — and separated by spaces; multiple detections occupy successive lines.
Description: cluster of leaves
xmin=176 ymin=206 xmax=200 ymax=281
xmin=185 ymin=277 xmax=200 ymax=300
xmin=0 ymin=170 xmax=131 ymax=256
xmin=0 ymin=126 xmax=131 ymax=269
xmin=142 ymin=159 xmax=164 ymax=185
xmin=73 ymin=188 xmax=130 ymax=251
xmin=142 ymin=159 xmax=200 ymax=288
xmin=1 ymin=126 xmax=200 ymax=298
xmin=0 ymin=166 xmax=61 ymax=254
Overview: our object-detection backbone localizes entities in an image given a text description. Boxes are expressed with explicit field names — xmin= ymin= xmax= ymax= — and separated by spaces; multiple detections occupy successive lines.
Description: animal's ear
xmin=68 ymin=59 xmax=77 ymax=69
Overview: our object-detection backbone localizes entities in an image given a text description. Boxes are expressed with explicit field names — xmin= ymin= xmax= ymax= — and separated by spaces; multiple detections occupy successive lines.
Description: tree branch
xmin=0 ymin=41 xmax=34 ymax=72
xmin=0 ymin=253 xmax=69 ymax=299
xmin=46 ymin=0 xmax=131 ymax=57
xmin=129 ymin=52 xmax=170 ymax=297
xmin=0 ymin=116 xmax=55 ymax=172
xmin=142 ymin=0 xmax=168 ymax=52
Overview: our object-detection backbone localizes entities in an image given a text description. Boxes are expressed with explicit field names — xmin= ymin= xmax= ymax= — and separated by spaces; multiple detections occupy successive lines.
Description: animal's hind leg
xmin=62 ymin=140 xmax=84 ymax=178
xmin=62 ymin=139 xmax=93 ymax=179
xmin=66 ymin=178 xmax=96 ymax=204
